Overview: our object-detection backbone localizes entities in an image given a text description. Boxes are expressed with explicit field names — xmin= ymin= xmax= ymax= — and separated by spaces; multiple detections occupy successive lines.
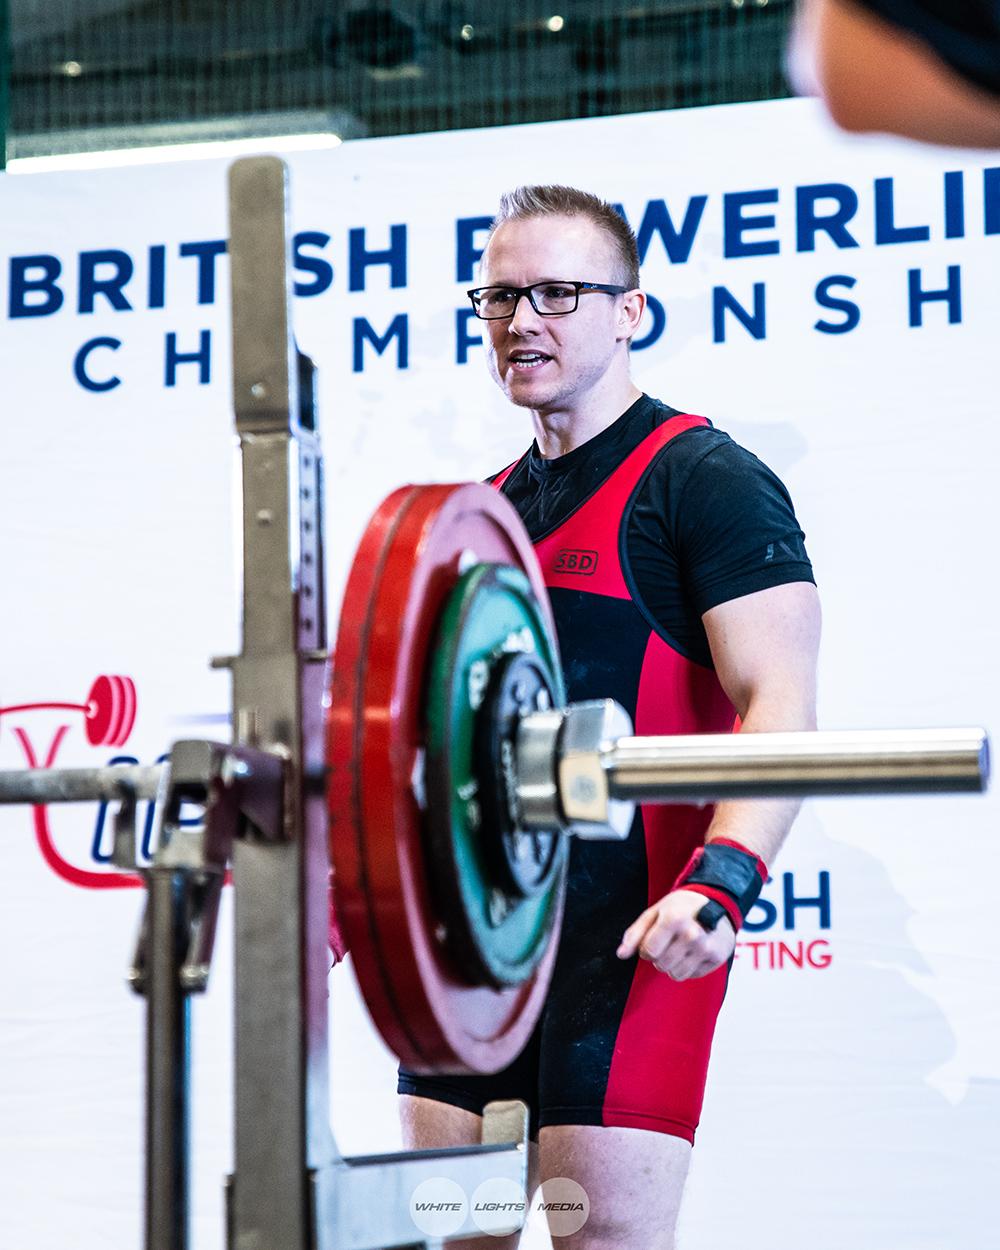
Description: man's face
xmin=478 ymin=214 xmax=630 ymax=415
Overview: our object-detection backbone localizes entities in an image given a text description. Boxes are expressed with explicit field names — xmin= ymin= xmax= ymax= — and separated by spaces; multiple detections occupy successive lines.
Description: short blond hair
xmin=489 ymin=184 xmax=640 ymax=289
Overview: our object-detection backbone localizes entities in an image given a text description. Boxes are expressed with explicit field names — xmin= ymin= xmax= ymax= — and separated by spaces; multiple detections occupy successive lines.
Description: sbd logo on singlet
xmin=554 ymin=549 xmax=599 ymax=575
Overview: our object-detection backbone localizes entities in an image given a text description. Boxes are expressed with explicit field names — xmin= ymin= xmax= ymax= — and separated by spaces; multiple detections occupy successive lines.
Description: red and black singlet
xmin=398 ymin=394 xmax=814 ymax=1142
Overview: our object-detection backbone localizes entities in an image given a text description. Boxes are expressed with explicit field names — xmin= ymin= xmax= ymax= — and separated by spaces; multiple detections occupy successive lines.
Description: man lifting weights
xmin=398 ymin=185 xmax=821 ymax=1249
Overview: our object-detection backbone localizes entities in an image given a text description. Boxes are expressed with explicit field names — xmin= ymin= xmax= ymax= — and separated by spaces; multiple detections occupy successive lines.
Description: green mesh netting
xmin=5 ymin=0 xmax=793 ymax=162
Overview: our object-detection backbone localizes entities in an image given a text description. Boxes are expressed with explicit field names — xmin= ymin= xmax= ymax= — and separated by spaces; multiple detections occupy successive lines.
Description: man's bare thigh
xmin=536 ymin=1124 xmax=691 ymax=1250
xmin=400 ymin=1097 xmax=690 ymax=1250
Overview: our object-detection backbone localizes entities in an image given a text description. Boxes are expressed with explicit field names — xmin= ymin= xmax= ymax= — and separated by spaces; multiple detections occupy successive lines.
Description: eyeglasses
xmin=467 ymin=280 xmax=628 ymax=320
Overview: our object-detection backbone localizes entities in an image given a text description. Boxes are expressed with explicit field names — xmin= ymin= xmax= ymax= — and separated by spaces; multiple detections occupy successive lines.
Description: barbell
xmin=325 ymin=480 xmax=990 ymax=1073
xmin=0 ymin=483 xmax=989 ymax=1076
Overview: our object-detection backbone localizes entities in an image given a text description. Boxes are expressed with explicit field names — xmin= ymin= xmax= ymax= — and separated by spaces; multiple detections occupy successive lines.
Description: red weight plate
xmin=328 ymin=482 xmax=562 ymax=1074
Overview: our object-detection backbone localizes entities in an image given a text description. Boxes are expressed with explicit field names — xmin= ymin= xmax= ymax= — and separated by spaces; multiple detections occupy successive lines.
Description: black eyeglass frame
xmin=466 ymin=280 xmax=630 ymax=320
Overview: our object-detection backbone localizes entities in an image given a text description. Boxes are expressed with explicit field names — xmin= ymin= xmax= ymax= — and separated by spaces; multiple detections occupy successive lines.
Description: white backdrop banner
xmin=1 ymin=97 xmax=998 ymax=1250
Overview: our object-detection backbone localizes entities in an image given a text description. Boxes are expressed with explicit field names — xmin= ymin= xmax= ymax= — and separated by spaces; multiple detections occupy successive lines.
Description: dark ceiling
xmin=8 ymin=1 xmax=794 ymax=156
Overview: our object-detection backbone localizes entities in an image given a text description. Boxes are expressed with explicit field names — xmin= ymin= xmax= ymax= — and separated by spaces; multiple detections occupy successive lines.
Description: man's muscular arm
xmin=699 ymin=580 xmax=822 ymax=863
xmin=617 ymin=581 xmax=821 ymax=980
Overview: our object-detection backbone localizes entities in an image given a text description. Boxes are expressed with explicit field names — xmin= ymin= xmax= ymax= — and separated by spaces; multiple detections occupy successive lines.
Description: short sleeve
xmin=623 ymin=428 xmax=816 ymax=666
xmin=675 ymin=440 xmax=815 ymax=617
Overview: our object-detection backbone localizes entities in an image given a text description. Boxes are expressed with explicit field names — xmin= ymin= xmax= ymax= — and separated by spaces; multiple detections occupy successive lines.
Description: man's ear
xmin=618 ymin=289 xmax=647 ymax=341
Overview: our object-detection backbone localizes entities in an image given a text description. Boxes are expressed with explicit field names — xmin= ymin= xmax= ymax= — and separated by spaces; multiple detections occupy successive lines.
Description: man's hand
xmin=616 ymin=889 xmax=736 ymax=980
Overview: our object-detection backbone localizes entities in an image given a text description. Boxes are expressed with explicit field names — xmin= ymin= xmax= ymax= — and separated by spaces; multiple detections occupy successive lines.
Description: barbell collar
xmin=0 ymin=764 xmax=165 ymax=805
xmin=513 ymin=709 xmax=565 ymax=832
xmin=603 ymin=727 xmax=991 ymax=800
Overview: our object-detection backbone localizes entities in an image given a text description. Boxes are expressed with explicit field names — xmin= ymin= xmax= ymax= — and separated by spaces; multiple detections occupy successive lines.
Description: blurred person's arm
xmin=790 ymin=0 xmax=1000 ymax=148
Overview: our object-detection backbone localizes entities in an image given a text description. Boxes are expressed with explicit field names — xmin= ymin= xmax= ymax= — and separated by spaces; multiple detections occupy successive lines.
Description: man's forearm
xmin=704 ymin=795 xmax=801 ymax=868
xmin=702 ymin=697 xmax=816 ymax=866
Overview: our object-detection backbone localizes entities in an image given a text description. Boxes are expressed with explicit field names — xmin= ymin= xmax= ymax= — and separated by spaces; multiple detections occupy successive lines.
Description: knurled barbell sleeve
xmin=602 ymin=727 xmax=990 ymax=801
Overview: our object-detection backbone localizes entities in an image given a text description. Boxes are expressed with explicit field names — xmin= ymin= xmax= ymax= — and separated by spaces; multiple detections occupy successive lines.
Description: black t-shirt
xmin=852 ymin=0 xmax=1000 ymax=96
xmin=494 ymin=395 xmax=815 ymax=668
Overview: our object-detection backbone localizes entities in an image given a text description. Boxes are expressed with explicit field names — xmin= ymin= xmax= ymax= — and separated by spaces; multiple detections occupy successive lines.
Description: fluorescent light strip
xmin=8 ymin=132 xmax=343 ymax=174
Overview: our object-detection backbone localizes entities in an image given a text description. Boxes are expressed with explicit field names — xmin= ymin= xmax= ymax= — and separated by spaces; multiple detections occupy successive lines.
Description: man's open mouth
xmin=508 ymin=352 xmax=552 ymax=371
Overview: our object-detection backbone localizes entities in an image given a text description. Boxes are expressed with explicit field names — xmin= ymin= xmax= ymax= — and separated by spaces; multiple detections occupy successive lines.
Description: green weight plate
xmin=424 ymin=562 xmax=566 ymax=989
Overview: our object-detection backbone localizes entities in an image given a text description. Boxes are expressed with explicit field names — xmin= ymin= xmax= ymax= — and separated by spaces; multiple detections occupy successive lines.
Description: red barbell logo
xmin=2 ymin=675 xmax=142 ymax=890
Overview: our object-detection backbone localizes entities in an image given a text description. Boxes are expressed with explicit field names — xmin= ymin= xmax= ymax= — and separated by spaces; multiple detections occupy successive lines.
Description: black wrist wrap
xmin=682 ymin=843 xmax=764 ymax=912
xmin=675 ymin=842 xmax=767 ymax=933
xmin=693 ymin=898 xmax=730 ymax=933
